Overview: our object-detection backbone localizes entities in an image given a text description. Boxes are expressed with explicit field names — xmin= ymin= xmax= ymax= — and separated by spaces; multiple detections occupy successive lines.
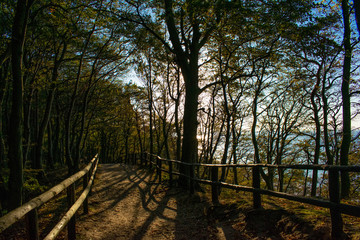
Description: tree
xmin=114 ymin=0 xmax=224 ymax=186
xmin=8 ymin=0 xmax=34 ymax=210
xmin=340 ymin=0 xmax=352 ymax=198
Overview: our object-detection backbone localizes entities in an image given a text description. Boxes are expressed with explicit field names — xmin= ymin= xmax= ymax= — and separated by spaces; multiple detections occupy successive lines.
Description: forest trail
xmin=75 ymin=164 xmax=335 ymax=240
xmin=76 ymin=164 xmax=242 ymax=240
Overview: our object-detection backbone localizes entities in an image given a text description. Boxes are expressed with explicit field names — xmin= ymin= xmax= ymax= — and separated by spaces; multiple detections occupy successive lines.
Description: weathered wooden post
xmin=329 ymin=168 xmax=343 ymax=239
xmin=252 ymin=165 xmax=261 ymax=209
xmin=26 ymin=208 xmax=39 ymax=240
xmin=83 ymin=172 xmax=89 ymax=214
xmin=169 ymin=160 xmax=173 ymax=187
xmin=89 ymin=160 xmax=95 ymax=196
xmin=189 ymin=163 xmax=195 ymax=194
xmin=67 ymin=183 xmax=76 ymax=240
xmin=211 ymin=166 xmax=219 ymax=204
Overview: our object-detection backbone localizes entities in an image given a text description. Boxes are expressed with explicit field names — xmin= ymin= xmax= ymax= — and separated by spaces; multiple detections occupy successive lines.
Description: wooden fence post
xmin=67 ymin=183 xmax=76 ymax=240
xmin=26 ymin=208 xmax=39 ymax=240
xmin=90 ymin=161 xmax=96 ymax=196
xmin=211 ymin=166 xmax=219 ymax=204
xmin=329 ymin=169 xmax=344 ymax=239
xmin=252 ymin=165 xmax=262 ymax=209
xmin=169 ymin=160 xmax=173 ymax=187
xmin=83 ymin=172 xmax=89 ymax=214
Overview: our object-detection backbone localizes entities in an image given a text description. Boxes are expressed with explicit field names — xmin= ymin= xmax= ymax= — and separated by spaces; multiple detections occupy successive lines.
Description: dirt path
xmin=76 ymin=164 xmax=238 ymax=240
xmin=76 ymin=164 xmax=335 ymax=240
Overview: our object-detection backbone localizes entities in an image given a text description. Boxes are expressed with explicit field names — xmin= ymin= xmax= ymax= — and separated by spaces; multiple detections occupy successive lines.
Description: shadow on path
xmin=79 ymin=164 xmax=315 ymax=240
xmin=77 ymin=164 xmax=220 ymax=239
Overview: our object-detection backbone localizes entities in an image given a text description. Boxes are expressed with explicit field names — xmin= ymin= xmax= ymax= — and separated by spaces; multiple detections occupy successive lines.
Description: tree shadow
xmin=128 ymin=169 xmax=215 ymax=240
xmin=79 ymin=164 xmax=339 ymax=240
xmin=83 ymin=164 xmax=153 ymax=218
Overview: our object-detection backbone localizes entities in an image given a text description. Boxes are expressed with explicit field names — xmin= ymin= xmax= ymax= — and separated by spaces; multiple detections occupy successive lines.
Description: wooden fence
xmin=0 ymin=154 xmax=99 ymax=240
xmin=127 ymin=152 xmax=360 ymax=239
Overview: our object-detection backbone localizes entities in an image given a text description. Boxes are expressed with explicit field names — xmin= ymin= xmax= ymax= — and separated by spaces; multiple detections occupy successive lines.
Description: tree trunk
xmin=174 ymin=70 xmax=181 ymax=161
xmin=162 ymin=93 xmax=171 ymax=159
xmin=74 ymin=87 xmax=90 ymax=168
xmin=65 ymin=26 xmax=94 ymax=174
xmin=0 ymin=60 xmax=9 ymax=168
xmin=251 ymin=80 xmax=262 ymax=164
xmin=46 ymin=122 xmax=54 ymax=169
xmin=163 ymin=0 xmax=216 ymax=187
xmin=340 ymin=0 xmax=351 ymax=198
xmin=8 ymin=0 xmax=32 ymax=210
xmin=310 ymin=72 xmax=321 ymax=197
xmin=34 ymin=87 xmax=55 ymax=169
xmin=147 ymin=54 xmax=154 ymax=158
xmin=179 ymin=67 xmax=199 ymax=187
xmin=53 ymin=102 xmax=61 ymax=165
xmin=322 ymin=70 xmax=334 ymax=165
xmin=220 ymin=90 xmax=231 ymax=182
xmin=30 ymin=91 xmax=39 ymax=168
xmin=35 ymin=42 xmax=66 ymax=169
xmin=23 ymin=87 xmax=34 ymax=166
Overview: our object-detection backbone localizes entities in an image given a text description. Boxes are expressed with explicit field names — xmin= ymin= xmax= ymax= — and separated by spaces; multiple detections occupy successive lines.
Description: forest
xmin=0 ymin=0 xmax=359 ymax=218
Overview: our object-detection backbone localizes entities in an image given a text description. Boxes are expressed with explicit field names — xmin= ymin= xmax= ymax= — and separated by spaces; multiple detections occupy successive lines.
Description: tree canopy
xmin=0 ymin=0 xmax=359 ymax=218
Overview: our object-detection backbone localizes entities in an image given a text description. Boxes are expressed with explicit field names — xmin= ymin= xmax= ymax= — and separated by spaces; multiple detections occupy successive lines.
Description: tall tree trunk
xmin=231 ymin=117 xmax=239 ymax=185
xmin=161 ymin=92 xmax=171 ymax=159
xmin=167 ymin=66 xmax=181 ymax=161
xmin=65 ymin=27 xmax=94 ymax=174
xmin=52 ymin=102 xmax=61 ymax=165
xmin=340 ymin=0 xmax=351 ymax=199
xmin=179 ymin=66 xmax=199 ymax=187
xmin=251 ymin=79 xmax=262 ymax=164
xmin=164 ymin=0 xmax=210 ymax=187
xmin=35 ymin=42 xmax=66 ymax=169
xmin=8 ymin=0 xmax=32 ymax=210
xmin=174 ymin=70 xmax=181 ymax=162
xmin=47 ymin=122 xmax=54 ymax=169
xmin=310 ymin=71 xmax=321 ymax=197
xmin=34 ymin=87 xmax=55 ymax=169
xmin=147 ymin=54 xmax=154 ymax=158
xmin=220 ymin=83 xmax=231 ymax=182
xmin=322 ymin=71 xmax=334 ymax=165
xmin=0 ymin=60 xmax=9 ymax=168
xmin=30 ymin=91 xmax=39 ymax=168
xmin=23 ymin=87 xmax=34 ymax=165
xmin=135 ymin=112 xmax=144 ymax=155
xmin=74 ymin=87 xmax=90 ymax=167
xmin=81 ymin=112 xmax=94 ymax=155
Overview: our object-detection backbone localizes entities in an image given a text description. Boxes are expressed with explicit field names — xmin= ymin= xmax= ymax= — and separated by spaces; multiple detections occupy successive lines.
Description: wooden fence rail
xmin=126 ymin=152 xmax=360 ymax=239
xmin=0 ymin=154 xmax=99 ymax=240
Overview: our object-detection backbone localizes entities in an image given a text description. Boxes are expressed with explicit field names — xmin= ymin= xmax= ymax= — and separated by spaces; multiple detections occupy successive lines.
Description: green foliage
xmin=23 ymin=169 xmax=48 ymax=200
